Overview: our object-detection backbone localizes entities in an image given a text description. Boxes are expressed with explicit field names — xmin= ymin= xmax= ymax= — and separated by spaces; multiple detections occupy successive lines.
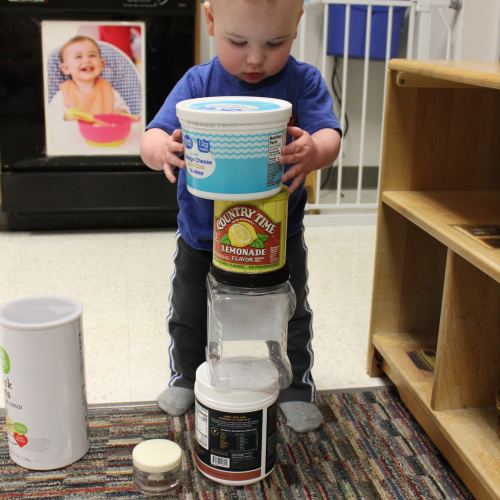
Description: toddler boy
xmin=140 ymin=0 xmax=342 ymax=433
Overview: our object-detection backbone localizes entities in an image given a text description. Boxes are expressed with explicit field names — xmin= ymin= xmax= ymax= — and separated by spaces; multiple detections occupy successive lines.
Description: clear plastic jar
xmin=132 ymin=439 xmax=182 ymax=495
xmin=207 ymin=263 xmax=296 ymax=391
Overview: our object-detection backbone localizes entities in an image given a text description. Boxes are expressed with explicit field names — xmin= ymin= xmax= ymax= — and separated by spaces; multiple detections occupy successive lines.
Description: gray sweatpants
xmin=166 ymin=228 xmax=317 ymax=403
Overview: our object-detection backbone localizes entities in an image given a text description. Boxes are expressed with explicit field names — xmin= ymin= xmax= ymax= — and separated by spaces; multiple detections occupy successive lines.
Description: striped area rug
xmin=0 ymin=388 xmax=473 ymax=499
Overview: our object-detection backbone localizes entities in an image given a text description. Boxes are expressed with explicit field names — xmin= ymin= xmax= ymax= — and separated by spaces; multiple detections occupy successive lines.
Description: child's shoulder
xmin=286 ymin=56 xmax=323 ymax=87
xmin=181 ymin=58 xmax=219 ymax=90
xmin=288 ymin=55 xmax=320 ymax=75
xmin=186 ymin=58 xmax=218 ymax=78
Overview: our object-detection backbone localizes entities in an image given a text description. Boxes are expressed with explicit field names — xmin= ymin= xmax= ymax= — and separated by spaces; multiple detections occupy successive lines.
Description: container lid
xmin=255 ymin=184 xmax=289 ymax=203
xmin=176 ymin=96 xmax=292 ymax=125
xmin=133 ymin=439 xmax=182 ymax=473
xmin=0 ymin=295 xmax=83 ymax=331
xmin=210 ymin=262 xmax=290 ymax=288
xmin=195 ymin=362 xmax=278 ymax=410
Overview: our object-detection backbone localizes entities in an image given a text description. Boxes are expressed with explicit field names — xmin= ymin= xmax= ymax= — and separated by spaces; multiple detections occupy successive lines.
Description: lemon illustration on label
xmin=239 ymin=222 xmax=258 ymax=244
xmin=228 ymin=222 xmax=257 ymax=247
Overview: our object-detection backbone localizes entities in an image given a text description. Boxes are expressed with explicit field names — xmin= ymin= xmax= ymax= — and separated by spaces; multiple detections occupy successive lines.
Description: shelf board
xmin=382 ymin=190 xmax=500 ymax=284
xmin=388 ymin=60 xmax=500 ymax=90
xmin=373 ymin=332 xmax=500 ymax=499
xmin=372 ymin=333 xmax=437 ymax=408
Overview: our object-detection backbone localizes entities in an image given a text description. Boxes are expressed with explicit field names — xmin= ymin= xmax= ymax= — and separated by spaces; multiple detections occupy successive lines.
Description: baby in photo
xmin=49 ymin=35 xmax=130 ymax=120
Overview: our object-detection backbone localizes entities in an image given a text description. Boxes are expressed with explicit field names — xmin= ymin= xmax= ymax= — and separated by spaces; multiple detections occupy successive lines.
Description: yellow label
xmin=213 ymin=186 xmax=289 ymax=273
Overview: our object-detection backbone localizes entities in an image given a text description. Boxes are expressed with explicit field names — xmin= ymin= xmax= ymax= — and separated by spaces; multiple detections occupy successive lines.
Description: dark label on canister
xmin=265 ymin=399 xmax=278 ymax=474
xmin=195 ymin=399 xmax=278 ymax=482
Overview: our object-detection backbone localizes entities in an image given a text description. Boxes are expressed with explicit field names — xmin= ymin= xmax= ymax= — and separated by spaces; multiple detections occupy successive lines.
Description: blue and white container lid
xmin=176 ymin=96 xmax=292 ymax=126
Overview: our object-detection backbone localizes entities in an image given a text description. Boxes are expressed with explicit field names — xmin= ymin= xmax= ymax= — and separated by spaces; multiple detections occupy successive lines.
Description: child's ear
xmin=60 ymin=62 xmax=70 ymax=76
xmin=204 ymin=2 xmax=215 ymax=37
xmin=294 ymin=8 xmax=304 ymax=39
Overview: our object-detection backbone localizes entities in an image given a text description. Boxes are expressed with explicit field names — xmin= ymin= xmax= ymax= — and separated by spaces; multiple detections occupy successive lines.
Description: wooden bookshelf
xmin=382 ymin=191 xmax=500 ymax=282
xmin=368 ymin=60 xmax=500 ymax=500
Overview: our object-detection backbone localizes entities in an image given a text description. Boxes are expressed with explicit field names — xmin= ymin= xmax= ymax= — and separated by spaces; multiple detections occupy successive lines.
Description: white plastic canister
xmin=176 ymin=96 xmax=292 ymax=201
xmin=0 ymin=295 xmax=90 ymax=470
xmin=194 ymin=362 xmax=278 ymax=486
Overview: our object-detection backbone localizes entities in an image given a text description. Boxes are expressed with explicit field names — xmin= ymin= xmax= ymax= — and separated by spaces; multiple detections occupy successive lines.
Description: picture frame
xmin=42 ymin=20 xmax=146 ymax=156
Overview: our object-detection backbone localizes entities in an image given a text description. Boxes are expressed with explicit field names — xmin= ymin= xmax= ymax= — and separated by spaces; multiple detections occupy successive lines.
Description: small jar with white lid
xmin=132 ymin=439 xmax=182 ymax=495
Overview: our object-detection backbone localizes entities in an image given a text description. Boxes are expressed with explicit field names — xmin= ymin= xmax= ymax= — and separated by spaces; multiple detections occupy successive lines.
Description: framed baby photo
xmin=41 ymin=20 xmax=146 ymax=156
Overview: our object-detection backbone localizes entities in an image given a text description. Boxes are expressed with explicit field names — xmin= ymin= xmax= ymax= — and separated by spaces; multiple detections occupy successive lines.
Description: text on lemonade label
xmin=221 ymin=245 xmax=266 ymax=262
xmin=216 ymin=207 xmax=276 ymax=235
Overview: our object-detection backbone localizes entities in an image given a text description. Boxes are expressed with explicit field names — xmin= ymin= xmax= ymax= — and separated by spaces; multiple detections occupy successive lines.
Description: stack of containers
xmin=176 ymin=97 xmax=296 ymax=486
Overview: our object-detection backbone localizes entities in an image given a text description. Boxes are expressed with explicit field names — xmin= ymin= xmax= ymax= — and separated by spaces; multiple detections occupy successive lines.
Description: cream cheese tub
xmin=213 ymin=185 xmax=289 ymax=274
xmin=176 ymin=97 xmax=292 ymax=201
xmin=0 ymin=295 xmax=89 ymax=470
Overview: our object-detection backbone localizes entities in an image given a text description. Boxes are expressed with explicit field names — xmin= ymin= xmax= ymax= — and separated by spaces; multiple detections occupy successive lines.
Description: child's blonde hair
xmin=208 ymin=0 xmax=304 ymax=17
xmin=209 ymin=0 xmax=303 ymax=5
xmin=59 ymin=36 xmax=101 ymax=63
xmin=210 ymin=0 xmax=303 ymax=2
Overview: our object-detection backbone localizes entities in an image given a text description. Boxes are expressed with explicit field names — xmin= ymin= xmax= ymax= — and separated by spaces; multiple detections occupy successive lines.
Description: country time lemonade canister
xmin=213 ymin=186 xmax=289 ymax=274
xmin=176 ymin=97 xmax=292 ymax=201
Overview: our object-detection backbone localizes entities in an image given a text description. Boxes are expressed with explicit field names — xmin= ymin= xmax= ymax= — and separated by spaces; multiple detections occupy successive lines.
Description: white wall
xmin=459 ymin=0 xmax=500 ymax=61
xmin=412 ymin=0 xmax=500 ymax=61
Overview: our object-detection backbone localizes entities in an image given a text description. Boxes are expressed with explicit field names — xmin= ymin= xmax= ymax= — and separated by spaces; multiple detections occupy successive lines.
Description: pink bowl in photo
xmin=78 ymin=114 xmax=140 ymax=147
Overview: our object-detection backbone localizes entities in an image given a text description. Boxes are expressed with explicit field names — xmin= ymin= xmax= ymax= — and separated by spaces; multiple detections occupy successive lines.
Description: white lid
xmin=0 ymin=295 xmax=83 ymax=331
xmin=176 ymin=96 xmax=292 ymax=124
xmin=133 ymin=439 xmax=182 ymax=473
xmin=195 ymin=362 xmax=278 ymax=410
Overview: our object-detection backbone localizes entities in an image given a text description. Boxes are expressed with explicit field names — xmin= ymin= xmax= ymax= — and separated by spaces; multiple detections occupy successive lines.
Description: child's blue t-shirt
xmin=147 ymin=56 xmax=341 ymax=252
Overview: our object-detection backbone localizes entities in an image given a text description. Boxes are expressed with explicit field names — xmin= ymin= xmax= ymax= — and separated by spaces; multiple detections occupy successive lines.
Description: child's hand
xmin=140 ymin=128 xmax=185 ymax=183
xmin=279 ymin=126 xmax=322 ymax=194
xmin=161 ymin=129 xmax=185 ymax=183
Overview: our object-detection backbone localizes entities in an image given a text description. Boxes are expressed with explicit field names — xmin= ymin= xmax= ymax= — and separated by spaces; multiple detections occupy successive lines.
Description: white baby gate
xmin=303 ymin=0 xmax=455 ymax=226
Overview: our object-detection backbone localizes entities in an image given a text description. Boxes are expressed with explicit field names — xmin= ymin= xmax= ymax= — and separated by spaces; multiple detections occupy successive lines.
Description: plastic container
xmin=132 ymin=439 xmax=182 ymax=495
xmin=0 ymin=295 xmax=89 ymax=470
xmin=327 ymin=4 xmax=408 ymax=60
xmin=213 ymin=186 xmax=289 ymax=274
xmin=176 ymin=96 xmax=292 ymax=201
xmin=195 ymin=362 xmax=279 ymax=485
xmin=206 ymin=263 xmax=295 ymax=391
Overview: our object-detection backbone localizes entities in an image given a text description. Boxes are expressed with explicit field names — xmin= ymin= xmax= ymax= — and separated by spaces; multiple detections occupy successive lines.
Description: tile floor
xmin=0 ymin=209 xmax=388 ymax=408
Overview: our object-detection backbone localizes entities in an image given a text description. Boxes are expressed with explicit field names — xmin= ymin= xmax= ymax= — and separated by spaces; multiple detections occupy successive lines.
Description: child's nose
xmin=246 ymin=48 xmax=265 ymax=67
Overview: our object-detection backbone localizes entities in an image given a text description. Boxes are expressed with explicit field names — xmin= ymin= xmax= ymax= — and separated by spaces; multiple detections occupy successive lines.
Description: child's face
xmin=60 ymin=40 xmax=105 ymax=84
xmin=205 ymin=0 xmax=303 ymax=84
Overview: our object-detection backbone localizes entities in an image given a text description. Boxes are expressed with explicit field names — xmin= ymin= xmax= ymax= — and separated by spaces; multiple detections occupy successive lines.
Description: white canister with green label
xmin=0 ymin=295 xmax=89 ymax=470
